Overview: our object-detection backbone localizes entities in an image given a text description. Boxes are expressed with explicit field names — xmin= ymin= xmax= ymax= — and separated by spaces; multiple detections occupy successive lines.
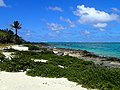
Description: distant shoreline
xmin=42 ymin=43 xmax=120 ymax=68
xmin=45 ymin=42 xmax=120 ymax=58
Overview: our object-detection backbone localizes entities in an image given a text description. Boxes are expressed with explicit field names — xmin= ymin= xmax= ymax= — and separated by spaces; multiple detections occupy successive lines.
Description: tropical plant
xmin=11 ymin=21 xmax=22 ymax=44
xmin=0 ymin=29 xmax=24 ymax=44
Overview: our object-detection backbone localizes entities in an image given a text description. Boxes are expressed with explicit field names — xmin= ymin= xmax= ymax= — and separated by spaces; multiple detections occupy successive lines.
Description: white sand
xmin=0 ymin=72 xmax=87 ymax=90
xmin=2 ymin=52 xmax=13 ymax=60
xmin=2 ymin=52 xmax=12 ymax=58
xmin=11 ymin=45 xmax=28 ymax=51
xmin=58 ymin=65 xmax=64 ymax=68
xmin=110 ymin=62 xmax=120 ymax=65
xmin=34 ymin=59 xmax=48 ymax=63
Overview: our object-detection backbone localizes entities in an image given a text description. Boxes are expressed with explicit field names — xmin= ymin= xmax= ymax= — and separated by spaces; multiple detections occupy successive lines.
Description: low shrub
xmin=14 ymin=51 xmax=42 ymax=59
xmin=26 ymin=63 xmax=66 ymax=78
xmin=3 ymin=48 xmax=18 ymax=52
xmin=23 ymin=44 xmax=41 ymax=50
xmin=0 ymin=54 xmax=35 ymax=72
xmin=0 ymin=52 xmax=5 ymax=62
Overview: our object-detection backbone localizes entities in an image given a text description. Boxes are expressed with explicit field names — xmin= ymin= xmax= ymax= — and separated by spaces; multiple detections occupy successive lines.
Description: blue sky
xmin=0 ymin=0 xmax=120 ymax=42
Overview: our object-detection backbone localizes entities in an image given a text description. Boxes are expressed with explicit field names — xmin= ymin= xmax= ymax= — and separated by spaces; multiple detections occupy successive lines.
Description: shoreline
xmin=47 ymin=46 xmax=120 ymax=68
xmin=42 ymin=42 xmax=120 ymax=58
xmin=1 ymin=43 xmax=120 ymax=68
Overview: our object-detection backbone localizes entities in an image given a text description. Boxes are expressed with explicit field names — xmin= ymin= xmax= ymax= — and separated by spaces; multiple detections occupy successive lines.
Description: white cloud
xmin=47 ymin=6 xmax=63 ymax=12
xmin=26 ymin=33 xmax=30 ymax=36
xmin=60 ymin=16 xmax=75 ymax=27
xmin=47 ymin=23 xmax=66 ymax=31
xmin=82 ymin=30 xmax=91 ymax=35
xmin=74 ymin=5 xmax=119 ymax=23
xmin=0 ymin=0 xmax=6 ymax=7
xmin=111 ymin=8 xmax=120 ymax=12
xmin=93 ymin=23 xmax=107 ymax=28
xmin=48 ymin=31 xmax=60 ymax=37
xmin=99 ymin=28 xmax=105 ymax=31
xmin=26 ymin=30 xmax=31 ymax=36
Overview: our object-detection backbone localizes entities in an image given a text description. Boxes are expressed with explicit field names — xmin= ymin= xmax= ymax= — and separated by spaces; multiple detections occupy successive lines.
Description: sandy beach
xmin=0 ymin=45 xmax=87 ymax=90
xmin=0 ymin=71 xmax=87 ymax=90
xmin=1 ymin=45 xmax=120 ymax=90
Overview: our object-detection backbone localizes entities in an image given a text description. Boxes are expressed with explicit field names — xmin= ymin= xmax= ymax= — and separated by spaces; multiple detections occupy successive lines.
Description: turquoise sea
xmin=48 ymin=42 xmax=120 ymax=58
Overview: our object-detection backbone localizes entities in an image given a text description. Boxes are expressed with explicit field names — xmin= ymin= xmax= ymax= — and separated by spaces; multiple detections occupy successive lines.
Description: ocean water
xmin=48 ymin=42 xmax=120 ymax=58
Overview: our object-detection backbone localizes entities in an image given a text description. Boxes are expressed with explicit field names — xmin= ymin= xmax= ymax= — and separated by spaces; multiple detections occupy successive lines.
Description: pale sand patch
xmin=34 ymin=59 xmax=48 ymax=63
xmin=2 ymin=52 xmax=12 ymax=57
xmin=11 ymin=45 xmax=28 ymax=51
xmin=2 ymin=52 xmax=13 ymax=60
xmin=110 ymin=62 xmax=120 ymax=65
xmin=58 ymin=65 xmax=64 ymax=68
xmin=0 ymin=72 xmax=87 ymax=90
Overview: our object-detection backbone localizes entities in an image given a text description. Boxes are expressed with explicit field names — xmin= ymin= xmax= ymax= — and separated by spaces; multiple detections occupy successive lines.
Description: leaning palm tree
xmin=11 ymin=21 xmax=22 ymax=44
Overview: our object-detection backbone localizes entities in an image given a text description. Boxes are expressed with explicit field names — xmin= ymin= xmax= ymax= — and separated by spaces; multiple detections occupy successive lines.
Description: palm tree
xmin=11 ymin=21 xmax=22 ymax=44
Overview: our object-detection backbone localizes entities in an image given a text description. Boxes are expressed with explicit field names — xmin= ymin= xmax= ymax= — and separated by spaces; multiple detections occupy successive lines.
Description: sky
xmin=0 ymin=0 xmax=120 ymax=42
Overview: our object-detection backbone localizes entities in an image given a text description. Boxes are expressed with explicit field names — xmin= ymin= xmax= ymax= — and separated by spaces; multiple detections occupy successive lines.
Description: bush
xmin=3 ymin=48 xmax=18 ymax=52
xmin=0 ymin=54 xmax=35 ymax=72
xmin=23 ymin=44 xmax=42 ymax=50
xmin=26 ymin=63 xmax=66 ymax=78
xmin=0 ymin=52 xmax=5 ymax=62
xmin=14 ymin=51 xmax=42 ymax=59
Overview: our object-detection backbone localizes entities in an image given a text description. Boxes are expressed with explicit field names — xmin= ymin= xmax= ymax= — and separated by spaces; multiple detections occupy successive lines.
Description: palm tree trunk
xmin=15 ymin=29 xmax=17 ymax=44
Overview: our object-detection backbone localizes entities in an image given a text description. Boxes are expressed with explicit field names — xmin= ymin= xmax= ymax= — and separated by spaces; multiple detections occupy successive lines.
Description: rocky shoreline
xmin=49 ymin=47 xmax=120 ymax=68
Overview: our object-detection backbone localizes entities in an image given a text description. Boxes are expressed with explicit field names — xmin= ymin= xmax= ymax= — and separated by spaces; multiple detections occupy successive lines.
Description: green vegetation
xmin=23 ymin=44 xmax=47 ymax=51
xmin=11 ymin=21 xmax=22 ymax=44
xmin=0 ymin=21 xmax=25 ymax=44
xmin=3 ymin=48 xmax=18 ymax=52
xmin=0 ymin=29 xmax=25 ymax=44
xmin=0 ymin=52 xmax=5 ymax=62
xmin=1 ymin=49 xmax=120 ymax=90
xmin=27 ymin=63 xmax=66 ymax=78
xmin=0 ymin=44 xmax=13 ymax=48
xmin=0 ymin=51 xmax=35 ymax=72
xmin=23 ymin=44 xmax=41 ymax=50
